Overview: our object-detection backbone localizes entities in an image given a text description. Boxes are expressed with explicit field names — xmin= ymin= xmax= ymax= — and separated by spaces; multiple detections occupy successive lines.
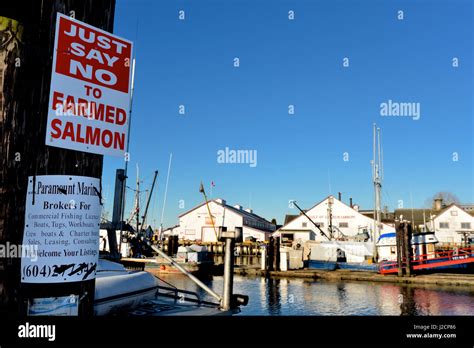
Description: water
xmin=159 ymin=274 xmax=474 ymax=316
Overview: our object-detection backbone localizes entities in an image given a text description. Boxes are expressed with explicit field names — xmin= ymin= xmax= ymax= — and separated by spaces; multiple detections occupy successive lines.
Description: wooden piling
xmin=0 ymin=0 xmax=116 ymax=317
xmin=396 ymin=221 xmax=414 ymax=277
xmin=274 ymin=237 xmax=280 ymax=271
xmin=404 ymin=223 xmax=413 ymax=276
xmin=267 ymin=237 xmax=274 ymax=271
xmin=396 ymin=221 xmax=403 ymax=277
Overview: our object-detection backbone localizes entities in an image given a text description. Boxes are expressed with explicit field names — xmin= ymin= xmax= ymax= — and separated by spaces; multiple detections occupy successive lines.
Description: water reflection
xmin=400 ymin=286 xmax=416 ymax=316
xmin=267 ymin=278 xmax=281 ymax=315
xmin=159 ymin=273 xmax=474 ymax=316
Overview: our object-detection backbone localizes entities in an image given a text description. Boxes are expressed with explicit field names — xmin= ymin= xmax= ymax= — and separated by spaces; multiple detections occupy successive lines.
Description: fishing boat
xmin=121 ymin=243 xmax=216 ymax=276
xmin=95 ymin=258 xmax=160 ymax=316
xmin=378 ymin=232 xmax=474 ymax=274
xmin=376 ymin=231 xmax=438 ymax=262
xmin=306 ymin=240 xmax=377 ymax=271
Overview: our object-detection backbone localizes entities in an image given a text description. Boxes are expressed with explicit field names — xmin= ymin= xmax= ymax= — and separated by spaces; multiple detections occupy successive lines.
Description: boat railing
xmin=154 ymin=283 xmax=220 ymax=308
xmin=150 ymin=271 xmax=220 ymax=308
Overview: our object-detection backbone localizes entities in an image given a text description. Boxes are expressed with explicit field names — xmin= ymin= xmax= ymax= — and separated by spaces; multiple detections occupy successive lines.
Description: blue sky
xmin=101 ymin=0 xmax=473 ymax=228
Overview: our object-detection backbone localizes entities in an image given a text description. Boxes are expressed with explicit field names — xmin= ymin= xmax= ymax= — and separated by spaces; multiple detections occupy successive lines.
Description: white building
xmin=273 ymin=195 xmax=394 ymax=242
xmin=160 ymin=225 xmax=179 ymax=239
xmin=171 ymin=198 xmax=276 ymax=242
xmin=428 ymin=204 xmax=474 ymax=246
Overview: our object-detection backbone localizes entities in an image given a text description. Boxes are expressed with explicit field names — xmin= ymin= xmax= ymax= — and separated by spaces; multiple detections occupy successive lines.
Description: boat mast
xmin=159 ymin=153 xmax=173 ymax=236
xmin=328 ymin=196 xmax=334 ymax=239
xmin=119 ymin=58 xmax=136 ymax=252
xmin=136 ymin=164 xmax=140 ymax=233
xmin=372 ymin=123 xmax=383 ymax=261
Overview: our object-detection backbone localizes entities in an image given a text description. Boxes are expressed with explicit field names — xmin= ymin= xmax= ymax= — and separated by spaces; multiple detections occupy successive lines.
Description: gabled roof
xmin=360 ymin=211 xmax=395 ymax=224
xmin=432 ymin=203 xmax=474 ymax=219
xmin=284 ymin=214 xmax=299 ymax=225
xmin=277 ymin=195 xmax=390 ymax=232
xmin=393 ymin=209 xmax=434 ymax=225
xmin=178 ymin=198 xmax=274 ymax=225
xmin=162 ymin=224 xmax=179 ymax=232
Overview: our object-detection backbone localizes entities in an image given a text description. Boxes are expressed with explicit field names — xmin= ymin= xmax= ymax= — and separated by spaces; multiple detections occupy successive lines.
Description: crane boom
xmin=292 ymin=201 xmax=331 ymax=241
xmin=141 ymin=170 xmax=158 ymax=229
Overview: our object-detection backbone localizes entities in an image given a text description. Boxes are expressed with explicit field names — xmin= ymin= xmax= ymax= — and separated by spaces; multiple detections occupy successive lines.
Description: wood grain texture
xmin=0 ymin=0 xmax=116 ymax=316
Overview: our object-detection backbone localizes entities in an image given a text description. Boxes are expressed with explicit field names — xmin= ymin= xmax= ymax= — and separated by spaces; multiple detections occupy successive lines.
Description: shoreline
xmin=234 ymin=266 xmax=474 ymax=287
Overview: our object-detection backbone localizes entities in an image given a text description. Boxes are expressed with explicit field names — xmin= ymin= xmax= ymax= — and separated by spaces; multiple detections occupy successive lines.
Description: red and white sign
xmin=45 ymin=13 xmax=133 ymax=157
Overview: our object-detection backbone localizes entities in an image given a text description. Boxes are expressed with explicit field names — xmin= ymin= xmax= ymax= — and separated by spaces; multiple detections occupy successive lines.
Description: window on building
xmin=461 ymin=222 xmax=471 ymax=229
xmin=339 ymin=222 xmax=349 ymax=228
xmin=302 ymin=222 xmax=307 ymax=228
xmin=450 ymin=210 xmax=458 ymax=216
xmin=390 ymin=246 xmax=396 ymax=255
xmin=316 ymin=222 xmax=324 ymax=228
xmin=439 ymin=222 xmax=449 ymax=229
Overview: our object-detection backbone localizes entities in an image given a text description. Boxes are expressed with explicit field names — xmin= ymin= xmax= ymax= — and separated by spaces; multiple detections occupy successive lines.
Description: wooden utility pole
xmin=0 ymin=0 xmax=116 ymax=317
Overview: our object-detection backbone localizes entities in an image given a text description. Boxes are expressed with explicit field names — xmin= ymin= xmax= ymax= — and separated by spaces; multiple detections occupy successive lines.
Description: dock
xmin=234 ymin=266 xmax=474 ymax=287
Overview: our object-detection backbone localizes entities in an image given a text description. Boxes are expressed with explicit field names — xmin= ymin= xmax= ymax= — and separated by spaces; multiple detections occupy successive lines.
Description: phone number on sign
xmin=22 ymin=262 xmax=97 ymax=280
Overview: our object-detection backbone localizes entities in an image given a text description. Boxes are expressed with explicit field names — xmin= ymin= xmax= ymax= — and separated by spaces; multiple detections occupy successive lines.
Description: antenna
xmin=327 ymin=168 xmax=332 ymax=194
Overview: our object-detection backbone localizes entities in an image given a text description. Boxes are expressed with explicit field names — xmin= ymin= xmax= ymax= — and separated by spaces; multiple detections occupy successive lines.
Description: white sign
xmin=21 ymin=175 xmax=102 ymax=283
xmin=28 ymin=295 xmax=79 ymax=316
xmin=45 ymin=13 xmax=133 ymax=157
